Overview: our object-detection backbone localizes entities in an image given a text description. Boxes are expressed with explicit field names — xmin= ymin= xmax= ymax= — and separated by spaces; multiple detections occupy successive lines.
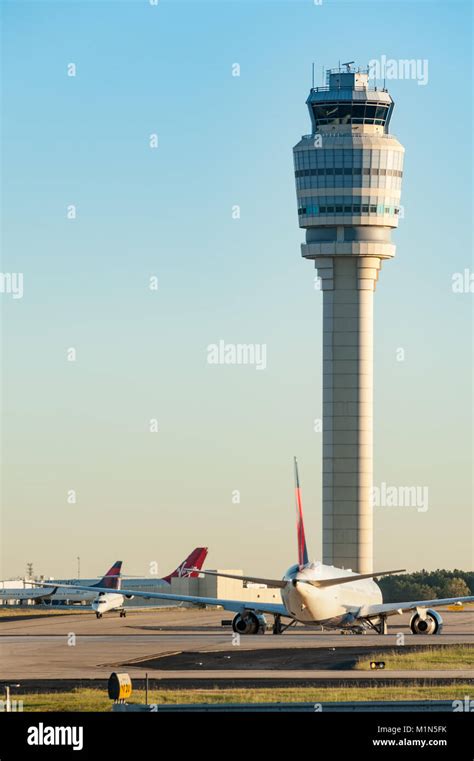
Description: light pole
xmin=4 ymin=684 xmax=20 ymax=712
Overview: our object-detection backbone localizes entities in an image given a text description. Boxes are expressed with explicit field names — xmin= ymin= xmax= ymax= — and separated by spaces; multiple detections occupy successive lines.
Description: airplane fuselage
xmin=280 ymin=562 xmax=382 ymax=628
xmin=0 ymin=584 xmax=106 ymax=605
xmin=0 ymin=579 xmax=171 ymax=605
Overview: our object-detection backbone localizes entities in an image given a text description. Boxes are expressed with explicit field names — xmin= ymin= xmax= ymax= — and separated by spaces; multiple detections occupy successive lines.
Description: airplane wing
xmin=196 ymin=568 xmax=405 ymax=589
xmin=31 ymin=582 xmax=289 ymax=618
xmin=196 ymin=570 xmax=286 ymax=589
xmin=307 ymin=569 xmax=406 ymax=589
xmin=359 ymin=595 xmax=474 ymax=619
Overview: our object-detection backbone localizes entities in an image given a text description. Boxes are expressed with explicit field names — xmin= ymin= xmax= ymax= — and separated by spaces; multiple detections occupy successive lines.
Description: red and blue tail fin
xmin=92 ymin=561 xmax=122 ymax=590
xmin=162 ymin=547 xmax=208 ymax=584
xmin=294 ymin=457 xmax=309 ymax=568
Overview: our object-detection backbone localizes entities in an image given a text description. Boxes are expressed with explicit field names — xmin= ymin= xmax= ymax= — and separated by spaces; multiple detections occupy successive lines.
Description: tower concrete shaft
xmin=293 ymin=66 xmax=404 ymax=574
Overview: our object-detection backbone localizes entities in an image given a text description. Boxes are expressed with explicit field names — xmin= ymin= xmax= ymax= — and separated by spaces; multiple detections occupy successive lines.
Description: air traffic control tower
xmin=293 ymin=65 xmax=404 ymax=574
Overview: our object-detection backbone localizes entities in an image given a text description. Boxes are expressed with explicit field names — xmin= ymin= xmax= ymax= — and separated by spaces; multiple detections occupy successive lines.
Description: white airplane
xmin=92 ymin=591 xmax=126 ymax=619
xmin=33 ymin=462 xmax=473 ymax=634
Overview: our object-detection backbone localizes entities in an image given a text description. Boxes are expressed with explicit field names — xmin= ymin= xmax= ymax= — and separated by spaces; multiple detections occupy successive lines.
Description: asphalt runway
xmin=0 ymin=607 xmax=472 ymax=682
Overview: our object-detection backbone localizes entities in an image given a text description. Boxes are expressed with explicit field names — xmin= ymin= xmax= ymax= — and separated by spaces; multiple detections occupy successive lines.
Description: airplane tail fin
xmin=92 ymin=561 xmax=122 ymax=590
xmin=162 ymin=547 xmax=208 ymax=584
xmin=294 ymin=457 xmax=309 ymax=568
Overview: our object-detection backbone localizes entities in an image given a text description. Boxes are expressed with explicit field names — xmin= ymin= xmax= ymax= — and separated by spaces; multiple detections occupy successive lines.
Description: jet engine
xmin=409 ymin=609 xmax=443 ymax=635
xmin=232 ymin=612 xmax=266 ymax=635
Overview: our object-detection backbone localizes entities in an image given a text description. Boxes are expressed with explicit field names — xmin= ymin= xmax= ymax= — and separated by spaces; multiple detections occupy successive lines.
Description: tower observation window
xmin=312 ymin=102 xmax=389 ymax=127
xmin=297 ymin=197 xmax=400 ymax=217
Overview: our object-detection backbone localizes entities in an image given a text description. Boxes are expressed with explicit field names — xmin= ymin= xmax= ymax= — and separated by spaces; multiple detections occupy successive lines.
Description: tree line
xmin=378 ymin=569 xmax=473 ymax=602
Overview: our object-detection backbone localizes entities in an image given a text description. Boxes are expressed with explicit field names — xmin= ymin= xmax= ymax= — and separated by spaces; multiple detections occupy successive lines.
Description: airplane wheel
xmin=96 ymin=612 xmax=102 ymax=619
xmin=120 ymin=610 xmax=126 ymax=618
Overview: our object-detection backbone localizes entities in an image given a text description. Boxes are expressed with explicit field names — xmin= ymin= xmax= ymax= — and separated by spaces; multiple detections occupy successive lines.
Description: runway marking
xmin=97 ymin=650 xmax=185 ymax=667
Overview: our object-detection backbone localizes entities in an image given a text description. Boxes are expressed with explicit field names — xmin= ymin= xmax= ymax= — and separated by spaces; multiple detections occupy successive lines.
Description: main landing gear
xmin=366 ymin=616 xmax=388 ymax=635
xmin=272 ymin=615 xmax=295 ymax=635
xmin=95 ymin=612 xmax=102 ymax=619
xmin=273 ymin=616 xmax=283 ymax=635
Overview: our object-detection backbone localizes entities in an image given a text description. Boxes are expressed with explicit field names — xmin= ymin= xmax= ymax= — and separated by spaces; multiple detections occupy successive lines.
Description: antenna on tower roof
xmin=312 ymin=62 xmax=315 ymax=89
xmin=342 ymin=61 xmax=354 ymax=72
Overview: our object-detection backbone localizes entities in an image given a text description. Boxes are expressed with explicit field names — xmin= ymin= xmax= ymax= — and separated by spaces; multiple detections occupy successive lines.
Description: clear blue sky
xmin=1 ymin=0 xmax=472 ymax=578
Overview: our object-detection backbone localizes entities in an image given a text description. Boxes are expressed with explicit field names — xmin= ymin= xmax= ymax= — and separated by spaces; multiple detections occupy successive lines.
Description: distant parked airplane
xmin=0 ymin=561 xmax=123 ymax=607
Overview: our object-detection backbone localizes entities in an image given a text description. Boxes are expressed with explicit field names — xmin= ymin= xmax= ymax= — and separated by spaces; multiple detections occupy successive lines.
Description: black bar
xmin=0 ymin=711 xmax=472 ymax=759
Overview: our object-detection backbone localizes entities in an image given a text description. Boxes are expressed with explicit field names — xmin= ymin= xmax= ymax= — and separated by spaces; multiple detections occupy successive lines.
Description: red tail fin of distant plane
xmin=294 ymin=457 xmax=309 ymax=568
xmin=162 ymin=547 xmax=208 ymax=584
xmin=92 ymin=561 xmax=122 ymax=590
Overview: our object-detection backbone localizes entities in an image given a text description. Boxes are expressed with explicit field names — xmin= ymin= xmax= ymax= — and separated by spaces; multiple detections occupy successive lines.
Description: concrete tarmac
xmin=0 ymin=607 xmax=472 ymax=682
